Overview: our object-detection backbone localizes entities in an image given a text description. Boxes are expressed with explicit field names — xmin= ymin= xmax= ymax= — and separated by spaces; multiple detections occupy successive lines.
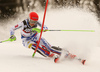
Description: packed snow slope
xmin=0 ymin=8 xmax=100 ymax=72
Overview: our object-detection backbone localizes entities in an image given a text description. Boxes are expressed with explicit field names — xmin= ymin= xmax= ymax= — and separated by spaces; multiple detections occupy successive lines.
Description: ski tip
xmin=54 ymin=57 xmax=59 ymax=63
xmin=82 ymin=60 xmax=86 ymax=65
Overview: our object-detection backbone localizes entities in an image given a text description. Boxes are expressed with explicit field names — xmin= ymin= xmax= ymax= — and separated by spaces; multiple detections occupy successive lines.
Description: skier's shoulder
xmin=22 ymin=19 xmax=28 ymax=23
xmin=17 ymin=19 xmax=27 ymax=25
xmin=21 ymin=19 xmax=29 ymax=25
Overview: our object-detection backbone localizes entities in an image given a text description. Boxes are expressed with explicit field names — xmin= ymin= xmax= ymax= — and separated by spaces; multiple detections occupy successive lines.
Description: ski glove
xmin=10 ymin=35 xmax=16 ymax=41
xmin=43 ymin=27 xmax=48 ymax=32
xmin=32 ymin=28 xmax=48 ymax=33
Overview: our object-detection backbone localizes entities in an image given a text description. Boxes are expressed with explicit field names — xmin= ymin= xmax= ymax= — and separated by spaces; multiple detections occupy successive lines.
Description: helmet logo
xmin=32 ymin=17 xmax=38 ymax=19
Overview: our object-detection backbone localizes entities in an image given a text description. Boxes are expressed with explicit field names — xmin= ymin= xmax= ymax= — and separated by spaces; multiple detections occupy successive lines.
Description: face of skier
xmin=29 ymin=19 xmax=37 ymax=27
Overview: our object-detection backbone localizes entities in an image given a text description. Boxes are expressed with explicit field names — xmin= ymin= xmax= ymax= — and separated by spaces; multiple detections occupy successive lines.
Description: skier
xmin=10 ymin=12 xmax=85 ymax=64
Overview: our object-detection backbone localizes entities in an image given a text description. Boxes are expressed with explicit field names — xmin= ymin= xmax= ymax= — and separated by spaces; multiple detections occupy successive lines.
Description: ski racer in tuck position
xmin=10 ymin=12 xmax=86 ymax=64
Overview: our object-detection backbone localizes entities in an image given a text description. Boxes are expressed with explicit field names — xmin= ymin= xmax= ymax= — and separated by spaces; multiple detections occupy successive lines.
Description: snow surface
xmin=0 ymin=8 xmax=100 ymax=72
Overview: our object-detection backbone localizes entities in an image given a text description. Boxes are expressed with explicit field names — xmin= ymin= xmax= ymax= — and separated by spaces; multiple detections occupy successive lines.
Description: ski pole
xmin=47 ymin=30 xmax=95 ymax=32
xmin=0 ymin=39 xmax=11 ymax=43
xmin=0 ymin=37 xmax=16 ymax=43
xmin=32 ymin=28 xmax=95 ymax=33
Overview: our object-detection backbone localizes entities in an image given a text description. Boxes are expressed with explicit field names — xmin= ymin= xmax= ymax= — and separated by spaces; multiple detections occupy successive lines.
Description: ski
xmin=75 ymin=57 xmax=86 ymax=65
xmin=54 ymin=52 xmax=86 ymax=65
xmin=82 ymin=60 xmax=86 ymax=65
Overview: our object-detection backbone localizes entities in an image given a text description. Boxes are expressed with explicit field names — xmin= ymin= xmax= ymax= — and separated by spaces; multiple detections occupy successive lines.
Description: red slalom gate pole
xmin=32 ymin=0 xmax=49 ymax=57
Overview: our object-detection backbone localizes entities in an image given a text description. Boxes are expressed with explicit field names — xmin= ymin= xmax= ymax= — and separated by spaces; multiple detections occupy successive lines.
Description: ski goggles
xmin=29 ymin=19 xmax=37 ymax=24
